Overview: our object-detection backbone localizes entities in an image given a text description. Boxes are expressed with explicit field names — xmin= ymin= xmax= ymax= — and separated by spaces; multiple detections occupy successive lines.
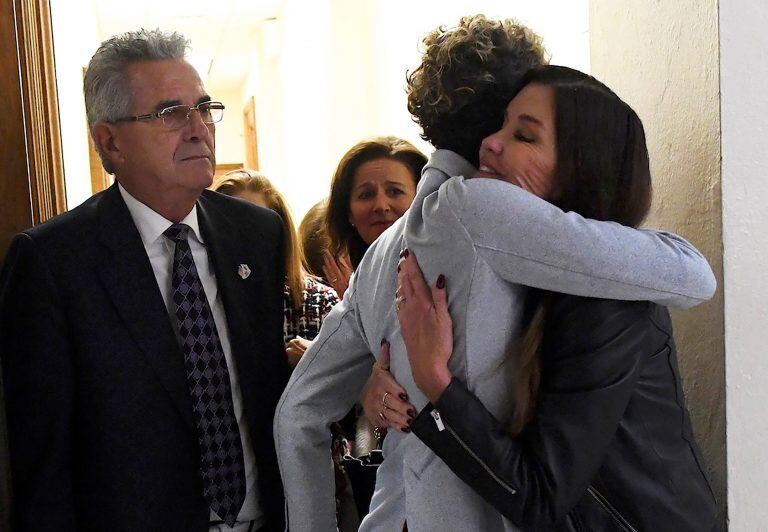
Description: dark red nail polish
xmin=436 ymin=274 xmax=445 ymax=289
xmin=381 ymin=338 xmax=387 ymax=346
xmin=403 ymin=427 xmax=411 ymax=433
xmin=399 ymin=393 xmax=409 ymax=401
xmin=408 ymin=409 xmax=417 ymax=418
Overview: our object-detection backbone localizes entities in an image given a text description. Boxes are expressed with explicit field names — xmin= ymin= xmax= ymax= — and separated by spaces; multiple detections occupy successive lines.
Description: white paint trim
xmin=721 ymin=0 xmax=768 ymax=527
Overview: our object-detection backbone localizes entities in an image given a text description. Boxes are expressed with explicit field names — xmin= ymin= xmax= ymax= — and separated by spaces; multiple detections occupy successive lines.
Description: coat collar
xmin=117 ymin=183 xmax=205 ymax=248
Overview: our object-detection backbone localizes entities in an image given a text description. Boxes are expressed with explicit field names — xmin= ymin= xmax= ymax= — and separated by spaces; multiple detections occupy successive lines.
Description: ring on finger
xmin=382 ymin=391 xmax=390 ymax=409
xmin=378 ymin=411 xmax=387 ymax=422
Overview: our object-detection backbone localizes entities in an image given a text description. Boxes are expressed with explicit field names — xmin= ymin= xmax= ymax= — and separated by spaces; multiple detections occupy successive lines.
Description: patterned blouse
xmin=283 ymin=276 xmax=339 ymax=344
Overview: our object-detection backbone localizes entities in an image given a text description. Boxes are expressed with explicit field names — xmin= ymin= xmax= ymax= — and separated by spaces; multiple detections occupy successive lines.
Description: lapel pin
xmin=237 ymin=264 xmax=251 ymax=280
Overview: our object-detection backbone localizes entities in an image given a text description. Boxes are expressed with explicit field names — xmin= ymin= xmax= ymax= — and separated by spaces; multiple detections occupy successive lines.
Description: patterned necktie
xmin=164 ymin=223 xmax=246 ymax=527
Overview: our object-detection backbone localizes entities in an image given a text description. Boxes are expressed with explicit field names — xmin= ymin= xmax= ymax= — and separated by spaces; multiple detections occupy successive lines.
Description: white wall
xmin=50 ymin=0 xmax=101 ymax=209
xmin=721 ymin=0 xmax=768 ymax=528
xmin=213 ymin=86 xmax=246 ymax=165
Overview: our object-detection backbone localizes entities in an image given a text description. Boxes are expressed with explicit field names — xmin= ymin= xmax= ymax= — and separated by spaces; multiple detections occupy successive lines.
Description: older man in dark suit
xmin=0 ymin=29 xmax=289 ymax=531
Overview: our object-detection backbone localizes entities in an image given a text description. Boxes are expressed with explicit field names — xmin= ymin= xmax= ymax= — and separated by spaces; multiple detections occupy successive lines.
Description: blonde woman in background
xmin=212 ymin=169 xmax=339 ymax=367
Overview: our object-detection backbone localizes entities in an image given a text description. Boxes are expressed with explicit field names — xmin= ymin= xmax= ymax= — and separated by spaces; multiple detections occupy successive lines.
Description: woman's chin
xmin=367 ymin=224 xmax=394 ymax=242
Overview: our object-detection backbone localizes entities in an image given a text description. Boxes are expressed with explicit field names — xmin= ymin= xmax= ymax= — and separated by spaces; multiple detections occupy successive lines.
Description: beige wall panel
xmin=589 ymin=0 xmax=725 ymax=523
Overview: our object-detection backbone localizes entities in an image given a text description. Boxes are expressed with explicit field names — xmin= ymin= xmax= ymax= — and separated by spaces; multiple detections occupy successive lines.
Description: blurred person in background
xmin=298 ymin=199 xmax=332 ymax=284
xmin=212 ymin=169 xmax=338 ymax=367
xmin=318 ymin=136 xmax=427 ymax=522
xmin=213 ymin=169 xmax=363 ymax=528
xmin=323 ymin=136 xmax=427 ymax=299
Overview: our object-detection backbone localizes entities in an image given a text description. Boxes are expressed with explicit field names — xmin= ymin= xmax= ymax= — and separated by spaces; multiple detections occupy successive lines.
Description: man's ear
xmin=91 ymin=122 xmax=125 ymax=168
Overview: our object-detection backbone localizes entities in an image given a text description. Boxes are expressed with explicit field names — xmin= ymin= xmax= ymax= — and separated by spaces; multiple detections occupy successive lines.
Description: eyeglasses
xmin=113 ymin=101 xmax=225 ymax=130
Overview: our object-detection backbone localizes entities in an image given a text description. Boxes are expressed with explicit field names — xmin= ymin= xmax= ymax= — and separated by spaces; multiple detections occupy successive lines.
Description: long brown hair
xmin=509 ymin=66 xmax=652 ymax=435
xmin=212 ymin=169 xmax=305 ymax=311
xmin=326 ymin=136 xmax=426 ymax=268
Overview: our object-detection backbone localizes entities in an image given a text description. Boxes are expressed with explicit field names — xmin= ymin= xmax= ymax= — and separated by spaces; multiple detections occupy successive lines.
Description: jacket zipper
xmin=586 ymin=486 xmax=637 ymax=532
xmin=431 ymin=410 xmax=445 ymax=431
xmin=431 ymin=408 xmax=517 ymax=496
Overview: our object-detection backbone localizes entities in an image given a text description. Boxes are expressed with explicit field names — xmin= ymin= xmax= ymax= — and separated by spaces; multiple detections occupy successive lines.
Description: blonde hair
xmin=212 ymin=169 xmax=304 ymax=311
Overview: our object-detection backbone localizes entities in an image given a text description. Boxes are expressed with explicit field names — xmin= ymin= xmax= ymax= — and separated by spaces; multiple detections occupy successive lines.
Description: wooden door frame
xmin=243 ymin=95 xmax=259 ymax=170
xmin=1 ymin=0 xmax=66 ymax=257
xmin=1 ymin=2 xmax=63 ymax=525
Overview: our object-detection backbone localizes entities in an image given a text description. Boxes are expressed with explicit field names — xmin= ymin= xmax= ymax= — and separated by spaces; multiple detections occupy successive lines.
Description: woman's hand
xmin=396 ymin=250 xmax=453 ymax=403
xmin=359 ymin=340 xmax=416 ymax=433
xmin=286 ymin=336 xmax=312 ymax=368
xmin=322 ymin=251 xmax=353 ymax=299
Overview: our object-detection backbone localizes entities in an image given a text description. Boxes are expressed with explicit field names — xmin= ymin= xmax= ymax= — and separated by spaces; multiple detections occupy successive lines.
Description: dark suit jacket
xmin=0 ymin=184 xmax=291 ymax=531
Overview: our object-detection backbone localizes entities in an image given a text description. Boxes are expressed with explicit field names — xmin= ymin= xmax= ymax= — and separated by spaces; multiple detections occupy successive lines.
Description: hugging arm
xmin=273 ymin=277 xmax=374 ymax=530
xmin=426 ymin=150 xmax=716 ymax=308
xmin=411 ymin=297 xmax=654 ymax=528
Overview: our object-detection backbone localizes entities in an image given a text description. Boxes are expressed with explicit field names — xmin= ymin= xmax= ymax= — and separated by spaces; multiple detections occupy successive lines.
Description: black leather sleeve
xmin=411 ymin=297 xmax=662 ymax=529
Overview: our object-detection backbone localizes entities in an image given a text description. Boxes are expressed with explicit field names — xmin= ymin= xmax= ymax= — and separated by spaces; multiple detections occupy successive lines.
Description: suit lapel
xmin=96 ymin=184 xmax=194 ymax=429
xmin=196 ymin=196 xmax=269 ymax=412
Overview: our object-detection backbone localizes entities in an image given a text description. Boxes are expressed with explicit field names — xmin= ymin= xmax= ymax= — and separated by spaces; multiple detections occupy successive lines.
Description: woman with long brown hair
xmin=395 ymin=65 xmax=720 ymax=531
xmin=322 ymin=136 xmax=427 ymax=298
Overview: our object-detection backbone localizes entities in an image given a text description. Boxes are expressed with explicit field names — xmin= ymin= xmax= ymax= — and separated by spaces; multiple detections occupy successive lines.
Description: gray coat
xmin=274 ymin=150 xmax=715 ymax=531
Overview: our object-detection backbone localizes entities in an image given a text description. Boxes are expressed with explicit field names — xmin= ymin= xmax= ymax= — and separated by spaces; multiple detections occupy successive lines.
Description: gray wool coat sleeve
xmin=273 ymin=274 xmax=374 ymax=531
xmin=424 ymin=151 xmax=716 ymax=308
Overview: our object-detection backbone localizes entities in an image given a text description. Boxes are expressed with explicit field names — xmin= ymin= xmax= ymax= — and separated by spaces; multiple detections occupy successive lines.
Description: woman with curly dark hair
xmin=407 ymin=14 xmax=547 ymax=166
xmin=276 ymin=16 xmax=715 ymax=532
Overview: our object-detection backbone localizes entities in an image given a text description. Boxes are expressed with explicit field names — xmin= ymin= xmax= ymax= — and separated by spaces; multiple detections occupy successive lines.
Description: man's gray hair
xmin=84 ymin=28 xmax=190 ymax=127
xmin=84 ymin=28 xmax=190 ymax=173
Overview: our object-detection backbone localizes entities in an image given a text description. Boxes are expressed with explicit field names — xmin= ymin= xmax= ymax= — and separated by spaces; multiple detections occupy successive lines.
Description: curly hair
xmin=407 ymin=14 xmax=548 ymax=165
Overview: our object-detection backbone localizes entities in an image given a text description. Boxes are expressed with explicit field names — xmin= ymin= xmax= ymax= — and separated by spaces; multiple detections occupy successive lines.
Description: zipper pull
xmin=431 ymin=409 xmax=445 ymax=432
